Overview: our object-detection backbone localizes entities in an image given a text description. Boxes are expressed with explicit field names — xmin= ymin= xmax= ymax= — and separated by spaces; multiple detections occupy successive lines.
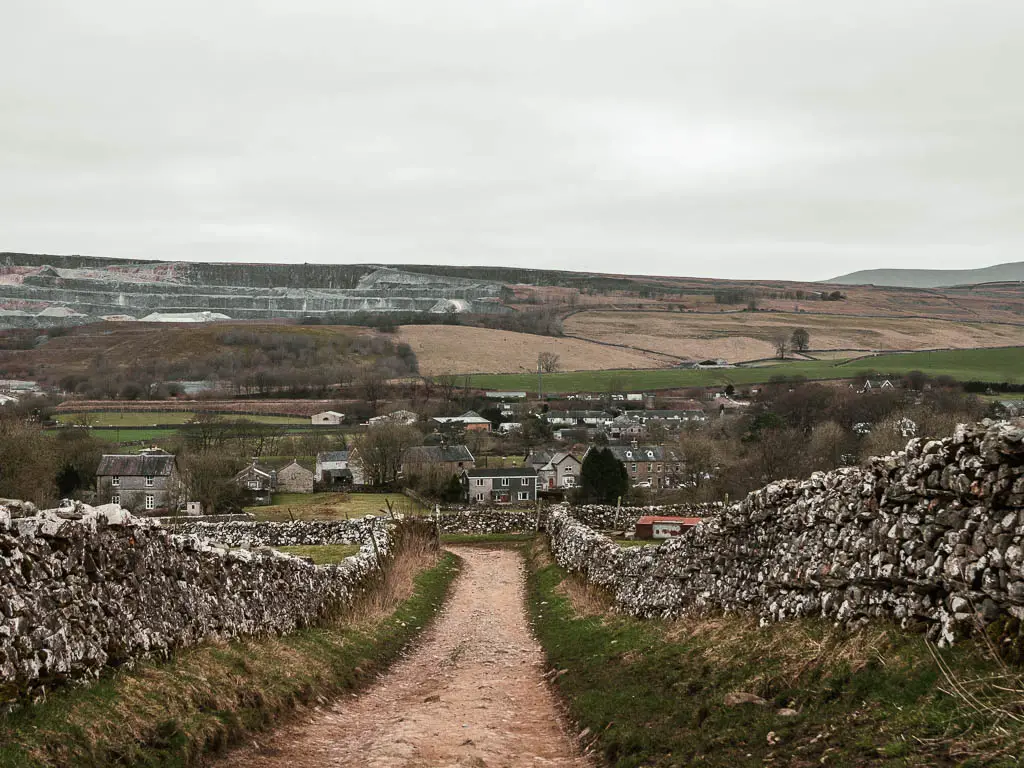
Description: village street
xmin=216 ymin=547 xmax=587 ymax=768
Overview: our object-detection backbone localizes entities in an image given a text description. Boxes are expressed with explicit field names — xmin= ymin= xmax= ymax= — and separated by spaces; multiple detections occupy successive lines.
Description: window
xmin=564 ymin=466 xmax=573 ymax=474
xmin=648 ymin=463 xmax=653 ymax=472
xmin=563 ymin=477 xmax=575 ymax=487
xmin=111 ymin=494 xmax=120 ymax=505
xmin=111 ymin=476 xmax=120 ymax=487
xmin=476 ymin=478 xmax=485 ymax=486
xmin=145 ymin=494 xmax=155 ymax=511
xmin=631 ymin=463 xmax=637 ymax=473
xmin=145 ymin=475 xmax=155 ymax=487
xmin=247 ymin=480 xmax=260 ymax=489
xmin=501 ymin=477 xmax=510 ymax=487
xmin=656 ymin=464 xmax=662 ymax=473
xmin=518 ymin=491 xmax=529 ymax=501
xmin=476 ymin=493 xmax=485 ymax=501
xmin=521 ymin=478 xmax=529 ymax=486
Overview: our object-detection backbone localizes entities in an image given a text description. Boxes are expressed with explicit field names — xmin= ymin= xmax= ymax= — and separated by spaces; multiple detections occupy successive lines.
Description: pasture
xmin=248 ymin=492 xmax=425 ymax=522
xmin=466 ymin=347 xmax=1024 ymax=393
xmin=54 ymin=411 xmax=310 ymax=426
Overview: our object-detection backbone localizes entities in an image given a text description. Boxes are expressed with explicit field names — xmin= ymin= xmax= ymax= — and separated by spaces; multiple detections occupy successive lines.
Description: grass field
xmin=248 ymin=492 xmax=425 ymax=521
xmin=86 ymin=427 xmax=179 ymax=444
xmin=466 ymin=347 xmax=1024 ymax=392
xmin=55 ymin=411 xmax=310 ymax=426
xmin=275 ymin=544 xmax=361 ymax=563
xmin=565 ymin=310 xmax=1024 ymax=363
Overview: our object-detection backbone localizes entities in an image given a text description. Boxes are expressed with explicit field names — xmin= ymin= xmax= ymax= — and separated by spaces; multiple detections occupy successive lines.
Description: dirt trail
xmin=217 ymin=547 xmax=587 ymax=768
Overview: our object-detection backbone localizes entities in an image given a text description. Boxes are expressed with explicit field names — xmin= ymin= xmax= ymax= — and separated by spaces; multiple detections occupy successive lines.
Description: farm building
xmin=432 ymin=410 xmax=493 ymax=432
xmin=634 ymin=515 xmax=702 ymax=540
xmin=276 ymin=460 xmax=315 ymax=493
xmin=95 ymin=449 xmax=181 ymax=516
xmin=311 ymin=410 xmax=345 ymax=425
xmin=462 ymin=467 xmax=538 ymax=504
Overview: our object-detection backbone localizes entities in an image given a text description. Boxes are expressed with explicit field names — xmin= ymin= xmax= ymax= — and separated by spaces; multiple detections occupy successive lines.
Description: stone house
xmin=96 ymin=450 xmax=181 ymax=515
xmin=598 ymin=442 xmax=683 ymax=489
xmin=315 ymin=450 xmax=353 ymax=488
xmin=234 ymin=461 xmax=277 ymax=505
xmin=462 ymin=467 xmax=538 ymax=504
xmin=276 ymin=460 xmax=315 ymax=493
xmin=401 ymin=445 xmax=475 ymax=482
xmin=311 ymin=410 xmax=345 ymax=425
xmin=526 ymin=451 xmax=582 ymax=491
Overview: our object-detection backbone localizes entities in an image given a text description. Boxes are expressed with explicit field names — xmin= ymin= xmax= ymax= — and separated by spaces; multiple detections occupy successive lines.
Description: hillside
xmin=827 ymin=260 xmax=1024 ymax=288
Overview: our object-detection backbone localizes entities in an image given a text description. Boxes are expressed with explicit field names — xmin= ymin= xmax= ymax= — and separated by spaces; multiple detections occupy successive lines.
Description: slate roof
xmin=403 ymin=445 xmax=475 ymax=464
xmin=463 ymin=467 xmax=538 ymax=478
xmin=96 ymin=454 xmax=177 ymax=476
xmin=317 ymin=451 xmax=350 ymax=463
xmin=605 ymin=445 xmax=678 ymax=462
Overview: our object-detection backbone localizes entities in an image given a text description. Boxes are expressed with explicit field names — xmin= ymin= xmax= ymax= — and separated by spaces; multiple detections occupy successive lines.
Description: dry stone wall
xmin=0 ymin=503 xmax=434 ymax=703
xmin=168 ymin=518 xmax=376 ymax=547
xmin=548 ymin=420 xmax=1024 ymax=646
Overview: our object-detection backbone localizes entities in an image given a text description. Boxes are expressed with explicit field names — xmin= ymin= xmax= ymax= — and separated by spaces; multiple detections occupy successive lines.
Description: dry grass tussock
xmin=667 ymin=613 xmax=896 ymax=690
xmin=349 ymin=528 xmax=440 ymax=624
xmin=554 ymin=573 xmax=615 ymax=618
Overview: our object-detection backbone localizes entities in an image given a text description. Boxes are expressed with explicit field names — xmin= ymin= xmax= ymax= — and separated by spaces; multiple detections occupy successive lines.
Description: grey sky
xmin=2 ymin=1 xmax=1022 ymax=281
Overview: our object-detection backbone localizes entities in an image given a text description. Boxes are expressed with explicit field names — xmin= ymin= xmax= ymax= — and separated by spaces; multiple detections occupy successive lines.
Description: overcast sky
xmin=2 ymin=1 xmax=1022 ymax=281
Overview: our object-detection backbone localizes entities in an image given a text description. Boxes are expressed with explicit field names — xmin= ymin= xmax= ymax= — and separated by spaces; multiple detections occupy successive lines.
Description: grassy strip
xmin=248 ymin=492 xmax=425 ymax=521
xmin=525 ymin=542 xmax=1024 ymax=767
xmin=0 ymin=551 xmax=461 ymax=767
xmin=274 ymin=544 xmax=360 ymax=563
xmin=468 ymin=346 xmax=1024 ymax=392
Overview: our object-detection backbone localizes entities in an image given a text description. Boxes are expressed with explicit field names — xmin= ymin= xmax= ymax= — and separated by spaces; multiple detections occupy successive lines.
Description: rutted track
xmin=216 ymin=546 xmax=587 ymax=768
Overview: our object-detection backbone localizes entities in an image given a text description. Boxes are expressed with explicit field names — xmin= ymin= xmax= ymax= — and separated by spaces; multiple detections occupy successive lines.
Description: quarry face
xmin=0 ymin=254 xmax=510 ymax=328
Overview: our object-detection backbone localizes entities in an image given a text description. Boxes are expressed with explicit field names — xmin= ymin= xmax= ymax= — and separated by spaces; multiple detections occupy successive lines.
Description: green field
xmin=275 ymin=544 xmax=361 ymax=563
xmin=55 ymin=411 xmax=310 ymax=426
xmin=466 ymin=347 xmax=1024 ymax=393
xmin=249 ymin=492 xmax=425 ymax=521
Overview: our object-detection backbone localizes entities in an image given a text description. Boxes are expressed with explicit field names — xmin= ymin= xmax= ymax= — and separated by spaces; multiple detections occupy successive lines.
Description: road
xmin=216 ymin=546 xmax=586 ymax=768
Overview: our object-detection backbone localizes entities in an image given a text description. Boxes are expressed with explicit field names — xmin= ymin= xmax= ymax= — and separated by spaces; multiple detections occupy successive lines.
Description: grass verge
xmin=0 ymin=550 xmax=461 ymax=767
xmin=525 ymin=540 xmax=1024 ymax=767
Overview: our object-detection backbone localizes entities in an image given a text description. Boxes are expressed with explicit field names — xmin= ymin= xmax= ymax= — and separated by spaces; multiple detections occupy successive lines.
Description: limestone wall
xmin=548 ymin=420 xmax=1024 ymax=645
xmin=0 ymin=503 xmax=434 ymax=703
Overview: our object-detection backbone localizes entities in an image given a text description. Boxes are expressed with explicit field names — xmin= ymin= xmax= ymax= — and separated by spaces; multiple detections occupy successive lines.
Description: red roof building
xmin=634 ymin=515 xmax=701 ymax=540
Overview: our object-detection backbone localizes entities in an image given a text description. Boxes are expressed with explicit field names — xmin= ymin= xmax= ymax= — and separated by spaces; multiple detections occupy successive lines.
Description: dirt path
xmin=217 ymin=547 xmax=587 ymax=768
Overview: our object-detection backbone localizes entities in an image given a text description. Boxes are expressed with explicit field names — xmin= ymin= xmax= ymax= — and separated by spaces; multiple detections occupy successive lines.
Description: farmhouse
xmin=95 ymin=449 xmax=181 ymax=516
xmin=366 ymin=409 xmax=418 ymax=426
xmin=402 ymin=444 xmax=475 ymax=479
xmin=634 ymin=515 xmax=702 ymax=540
xmin=276 ymin=460 xmax=315 ymax=493
xmin=311 ymin=410 xmax=345 ymax=425
xmin=315 ymin=450 xmax=352 ymax=487
xmin=462 ymin=467 xmax=538 ymax=503
xmin=526 ymin=450 xmax=582 ymax=490
xmin=234 ymin=461 xmax=277 ymax=505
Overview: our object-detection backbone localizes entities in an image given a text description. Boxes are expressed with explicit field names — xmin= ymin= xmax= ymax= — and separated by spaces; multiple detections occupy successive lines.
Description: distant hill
xmin=826 ymin=261 xmax=1024 ymax=288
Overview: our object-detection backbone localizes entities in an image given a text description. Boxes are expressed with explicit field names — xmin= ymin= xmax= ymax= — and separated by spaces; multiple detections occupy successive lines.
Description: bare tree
xmin=538 ymin=351 xmax=561 ymax=373
xmin=773 ymin=335 xmax=791 ymax=360
xmin=359 ymin=368 xmax=389 ymax=415
xmin=435 ymin=374 xmax=459 ymax=409
xmin=350 ymin=423 xmax=419 ymax=486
